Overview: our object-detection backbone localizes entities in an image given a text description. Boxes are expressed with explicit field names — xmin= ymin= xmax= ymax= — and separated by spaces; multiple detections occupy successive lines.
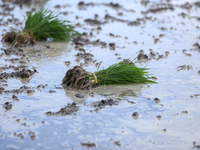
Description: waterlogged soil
xmin=0 ymin=0 xmax=200 ymax=149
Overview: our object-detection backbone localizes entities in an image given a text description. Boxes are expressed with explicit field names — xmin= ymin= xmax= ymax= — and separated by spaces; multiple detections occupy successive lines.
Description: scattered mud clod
xmin=62 ymin=66 xmax=92 ymax=90
xmin=127 ymin=100 xmax=136 ymax=104
xmin=128 ymin=20 xmax=141 ymax=26
xmin=15 ymin=119 xmax=20 ymax=123
xmin=109 ymin=42 xmax=115 ymax=50
xmin=142 ymin=4 xmax=174 ymax=14
xmin=54 ymin=5 xmax=61 ymax=9
xmin=46 ymin=102 xmax=80 ymax=116
xmin=138 ymin=52 xmax=148 ymax=60
xmin=163 ymin=129 xmax=167 ymax=132
xmin=81 ymin=142 xmax=96 ymax=148
xmin=137 ymin=50 xmax=168 ymax=61
xmin=82 ymin=32 xmax=88 ymax=36
xmin=154 ymin=97 xmax=161 ymax=104
xmin=154 ymin=38 xmax=159 ymax=44
xmin=182 ymin=111 xmax=188 ymax=114
xmin=109 ymin=42 xmax=115 ymax=47
xmin=0 ymin=68 xmax=36 ymax=80
xmin=0 ymin=87 xmax=5 ymax=91
xmin=104 ymin=2 xmax=121 ymax=9
xmin=29 ymin=131 xmax=36 ymax=140
xmin=10 ymin=84 xmax=44 ymax=95
xmin=14 ymin=132 xmax=24 ymax=139
xmin=76 ymin=52 xmax=94 ymax=59
xmin=3 ymin=102 xmax=13 ymax=110
xmin=20 ymin=85 xmax=31 ymax=90
xmin=30 ymin=135 xmax=36 ymax=140
xmin=14 ymin=131 xmax=36 ymax=140
xmin=12 ymin=94 xmax=19 ymax=101
xmin=92 ymin=98 xmax=120 ymax=111
xmin=156 ymin=115 xmax=162 ymax=120
xmin=73 ymin=35 xmax=90 ymax=46
xmin=75 ymin=93 xmax=85 ymax=98
xmin=1 ymin=47 xmax=24 ymax=55
xmin=194 ymin=145 xmax=200 ymax=149
xmin=37 ymin=84 xmax=47 ymax=89
xmin=78 ymin=48 xmax=86 ymax=52
xmin=132 ymin=112 xmax=140 ymax=119
xmin=27 ymin=90 xmax=35 ymax=94
xmin=49 ymin=90 xmax=56 ymax=93
xmin=114 ymin=141 xmax=121 ymax=146
xmin=177 ymin=65 xmax=193 ymax=71
xmin=84 ymin=19 xmax=101 ymax=25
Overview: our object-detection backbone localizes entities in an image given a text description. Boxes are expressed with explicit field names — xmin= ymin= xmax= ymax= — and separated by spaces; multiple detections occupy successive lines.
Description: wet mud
xmin=91 ymin=98 xmax=121 ymax=112
xmin=46 ymin=102 xmax=80 ymax=116
xmin=0 ymin=0 xmax=200 ymax=149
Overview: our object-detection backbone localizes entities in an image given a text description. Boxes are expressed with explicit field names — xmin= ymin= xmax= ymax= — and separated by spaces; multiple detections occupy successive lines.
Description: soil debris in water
xmin=132 ymin=112 xmax=140 ymax=119
xmin=0 ymin=68 xmax=37 ymax=80
xmin=3 ymin=101 xmax=13 ymax=110
xmin=92 ymin=98 xmax=121 ymax=111
xmin=81 ymin=142 xmax=96 ymax=148
xmin=177 ymin=65 xmax=193 ymax=71
xmin=46 ymin=102 xmax=80 ymax=116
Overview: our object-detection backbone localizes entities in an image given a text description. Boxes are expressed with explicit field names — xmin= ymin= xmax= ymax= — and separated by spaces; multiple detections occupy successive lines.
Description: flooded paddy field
xmin=0 ymin=0 xmax=200 ymax=149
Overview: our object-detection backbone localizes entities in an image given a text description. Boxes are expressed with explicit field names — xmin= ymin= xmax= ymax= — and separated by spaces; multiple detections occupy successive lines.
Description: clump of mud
xmin=46 ymin=102 xmax=79 ymax=116
xmin=1 ymin=47 xmax=24 ymax=56
xmin=177 ymin=65 xmax=193 ymax=71
xmin=0 ymin=68 xmax=37 ymax=80
xmin=3 ymin=102 xmax=13 ymax=110
xmin=92 ymin=98 xmax=121 ymax=111
xmin=62 ymin=66 xmax=92 ymax=90
xmin=1 ymin=31 xmax=36 ymax=47
xmin=81 ymin=143 xmax=96 ymax=148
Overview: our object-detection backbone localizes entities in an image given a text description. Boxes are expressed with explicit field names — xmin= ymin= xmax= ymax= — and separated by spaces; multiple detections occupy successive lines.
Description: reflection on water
xmin=22 ymin=41 xmax=72 ymax=60
xmin=96 ymin=84 xmax=144 ymax=98
xmin=62 ymin=83 xmax=143 ymax=103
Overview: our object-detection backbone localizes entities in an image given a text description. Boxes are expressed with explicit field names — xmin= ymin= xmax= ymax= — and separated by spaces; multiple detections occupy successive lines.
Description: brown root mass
xmin=62 ymin=66 xmax=92 ymax=90
xmin=1 ymin=31 xmax=36 ymax=47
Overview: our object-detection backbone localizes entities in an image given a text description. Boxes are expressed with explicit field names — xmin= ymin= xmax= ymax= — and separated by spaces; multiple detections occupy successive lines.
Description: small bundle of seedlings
xmin=1 ymin=8 xmax=79 ymax=47
xmin=62 ymin=59 xmax=157 ymax=90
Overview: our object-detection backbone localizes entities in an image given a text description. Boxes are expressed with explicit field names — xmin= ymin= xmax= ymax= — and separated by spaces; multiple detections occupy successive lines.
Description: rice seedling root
xmin=62 ymin=66 xmax=92 ymax=90
xmin=2 ymin=30 xmax=36 ymax=47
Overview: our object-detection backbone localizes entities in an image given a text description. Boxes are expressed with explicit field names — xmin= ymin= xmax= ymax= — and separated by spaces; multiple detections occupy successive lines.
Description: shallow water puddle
xmin=0 ymin=0 xmax=200 ymax=149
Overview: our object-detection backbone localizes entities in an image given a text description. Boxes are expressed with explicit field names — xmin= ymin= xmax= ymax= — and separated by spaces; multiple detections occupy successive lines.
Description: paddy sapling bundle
xmin=1 ymin=8 xmax=79 ymax=47
xmin=62 ymin=59 xmax=157 ymax=90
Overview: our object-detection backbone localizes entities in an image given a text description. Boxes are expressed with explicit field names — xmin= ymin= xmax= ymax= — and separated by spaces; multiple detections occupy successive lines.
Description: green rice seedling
xmin=1 ymin=8 xmax=79 ymax=46
xmin=24 ymin=8 xmax=79 ymax=41
xmin=89 ymin=59 xmax=157 ymax=85
xmin=62 ymin=59 xmax=157 ymax=90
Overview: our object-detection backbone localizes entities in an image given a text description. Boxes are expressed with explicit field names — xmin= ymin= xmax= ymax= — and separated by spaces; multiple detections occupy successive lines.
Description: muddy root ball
xmin=1 ymin=31 xmax=36 ymax=47
xmin=62 ymin=66 xmax=92 ymax=90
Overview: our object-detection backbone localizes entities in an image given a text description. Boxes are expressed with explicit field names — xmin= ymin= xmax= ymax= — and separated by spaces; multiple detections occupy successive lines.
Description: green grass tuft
xmin=24 ymin=8 xmax=79 ymax=41
xmin=89 ymin=59 xmax=157 ymax=85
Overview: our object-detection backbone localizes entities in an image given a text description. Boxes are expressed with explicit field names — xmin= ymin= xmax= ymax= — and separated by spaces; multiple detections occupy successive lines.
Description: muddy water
xmin=0 ymin=0 xmax=200 ymax=149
